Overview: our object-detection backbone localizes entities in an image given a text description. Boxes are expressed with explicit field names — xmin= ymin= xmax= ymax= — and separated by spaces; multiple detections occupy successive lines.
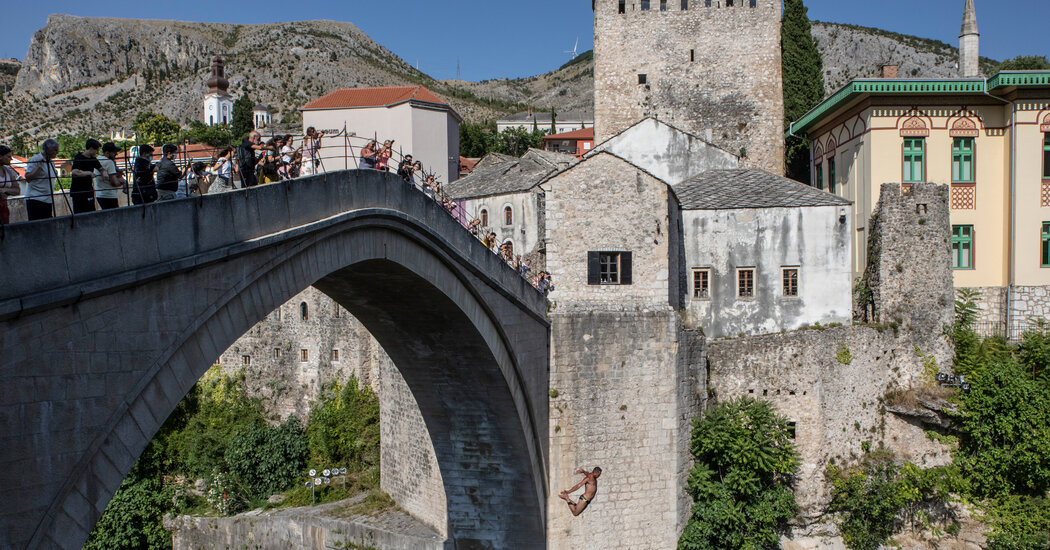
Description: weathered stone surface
xmin=593 ymin=0 xmax=785 ymax=174
xmin=0 ymin=170 xmax=549 ymax=550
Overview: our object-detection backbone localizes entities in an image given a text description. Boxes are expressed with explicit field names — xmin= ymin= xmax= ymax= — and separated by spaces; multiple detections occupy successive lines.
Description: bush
xmin=225 ymin=416 xmax=308 ymax=501
xmin=985 ymin=495 xmax=1050 ymax=549
xmin=307 ymin=377 xmax=380 ymax=473
xmin=678 ymin=397 xmax=799 ymax=550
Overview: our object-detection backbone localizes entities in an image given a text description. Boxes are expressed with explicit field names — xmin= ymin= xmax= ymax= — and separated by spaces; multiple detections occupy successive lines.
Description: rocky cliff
xmin=0 ymin=16 xmax=1001 ymax=140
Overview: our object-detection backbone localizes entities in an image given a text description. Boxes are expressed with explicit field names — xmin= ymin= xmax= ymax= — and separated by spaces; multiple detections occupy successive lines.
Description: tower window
xmin=690 ymin=49 xmax=695 ymax=62
xmin=660 ymin=0 xmax=667 ymax=10
xmin=619 ymin=0 xmax=626 ymax=13
xmin=705 ymin=0 xmax=712 ymax=5
xmin=273 ymin=348 xmax=281 ymax=359
xmin=681 ymin=0 xmax=688 ymax=8
xmin=332 ymin=349 xmax=340 ymax=361
xmin=301 ymin=349 xmax=309 ymax=362
xmin=641 ymin=0 xmax=650 ymax=10
xmin=749 ymin=0 xmax=756 ymax=6
xmin=588 ymin=251 xmax=633 ymax=285
xmin=504 ymin=205 xmax=513 ymax=225
xmin=300 ymin=302 xmax=308 ymax=321
xmin=726 ymin=0 xmax=734 ymax=6
xmin=638 ymin=74 xmax=648 ymax=85
xmin=242 ymin=355 xmax=251 ymax=366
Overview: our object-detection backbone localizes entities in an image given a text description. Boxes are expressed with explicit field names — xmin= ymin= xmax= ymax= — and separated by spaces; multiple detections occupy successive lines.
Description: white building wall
xmin=302 ymin=103 xmax=457 ymax=184
xmin=681 ymin=205 xmax=852 ymax=338
xmin=592 ymin=118 xmax=740 ymax=186
xmin=204 ymin=94 xmax=234 ymax=126
xmin=459 ymin=190 xmax=542 ymax=259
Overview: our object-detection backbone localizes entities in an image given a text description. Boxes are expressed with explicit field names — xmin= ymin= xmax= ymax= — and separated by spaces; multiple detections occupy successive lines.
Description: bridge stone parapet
xmin=0 ymin=170 xmax=549 ymax=550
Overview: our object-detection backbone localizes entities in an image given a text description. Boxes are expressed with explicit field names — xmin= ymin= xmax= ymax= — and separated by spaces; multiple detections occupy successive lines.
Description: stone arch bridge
xmin=0 ymin=170 xmax=550 ymax=549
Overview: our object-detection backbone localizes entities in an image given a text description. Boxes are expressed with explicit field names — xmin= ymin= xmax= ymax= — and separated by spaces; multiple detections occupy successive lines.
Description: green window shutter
xmin=1042 ymin=222 xmax=1050 ymax=268
xmin=952 ymin=138 xmax=975 ymax=183
xmin=903 ymin=138 xmax=925 ymax=183
xmin=829 ymin=158 xmax=837 ymax=194
xmin=1043 ymin=134 xmax=1050 ymax=180
xmin=815 ymin=163 xmax=823 ymax=190
xmin=951 ymin=225 xmax=974 ymax=269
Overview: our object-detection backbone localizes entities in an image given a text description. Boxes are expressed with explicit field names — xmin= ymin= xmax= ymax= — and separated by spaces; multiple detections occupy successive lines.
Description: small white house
xmin=675 ymin=169 xmax=853 ymax=338
xmin=446 ymin=149 xmax=577 ymax=267
xmin=300 ymin=86 xmax=462 ymax=184
xmin=496 ymin=111 xmax=593 ymax=135
xmin=253 ymin=105 xmax=273 ymax=129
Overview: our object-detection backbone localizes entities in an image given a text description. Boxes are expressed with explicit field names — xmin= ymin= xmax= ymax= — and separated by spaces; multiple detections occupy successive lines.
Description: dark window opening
xmin=480 ymin=209 xmax=489 ymax=227
xmin=681 ymin=0 xmax=688 ymax=8
xmin=332 ymin=349 xmax=340 ymax=361
xmin=242 ymin=355 xmax=251 ymax=366
xmin=641 ymin=0 xmax=650 ymax=10
xmin=1042 ymin=133 xmax=1050 ymax=179
xmin=1041 ymin=222 xmax=1050 ymax=267
xmin=690 ymin=49 xmax=695 ymax=62
xmin=300 ymin=349 xmax=309 ymax=362
xmin=300 ymin=302 xmax=308 ymax=321
xmin=660 ymin=0 xmax=667 ymax=10
xmin=726 ymin=0 xmax=734 ymax=6
xmin=273 ymin=348 xmax=281 ymax=359
xmin=504 ymin=206 xmax=513 ymax=225
xmin=749 ymin=0 xmax=756 ymax=6
xmin=638 ymin=73 xmax=648 ymax=85
xmin=619 ymin=0 xmax=626 ymax=13
xmin=705 ymin=0 xmax=712 ymax=5
xmin=588 ymin=251 xmax=633 ymax=285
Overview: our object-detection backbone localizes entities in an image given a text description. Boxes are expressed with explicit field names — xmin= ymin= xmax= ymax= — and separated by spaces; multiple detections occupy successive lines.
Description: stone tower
xmin=203 ymin=55 xmax=234 ymax=126
xmin=592 ymin=0 xmax=785 ymax=174
xmin=959 ymin=0 xmax=980 ymax=77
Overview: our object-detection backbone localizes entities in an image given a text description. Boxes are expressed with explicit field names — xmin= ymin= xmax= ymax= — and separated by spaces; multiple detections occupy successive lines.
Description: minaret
xmin=959 ymin=0 xmax=980 ymax=78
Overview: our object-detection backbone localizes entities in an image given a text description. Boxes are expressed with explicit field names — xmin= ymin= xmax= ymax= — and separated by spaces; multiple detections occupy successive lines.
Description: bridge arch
xmin=0 ymin=171 xmax=549 ymax=549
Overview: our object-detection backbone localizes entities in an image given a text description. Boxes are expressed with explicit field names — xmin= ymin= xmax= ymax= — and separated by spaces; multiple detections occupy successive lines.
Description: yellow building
xmin=790 ymin=70 xmax=1050 ymax=337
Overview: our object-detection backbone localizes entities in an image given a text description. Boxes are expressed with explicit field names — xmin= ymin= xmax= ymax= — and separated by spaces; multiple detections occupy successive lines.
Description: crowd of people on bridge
xmin=3 ymin=131 xmax=551 ymax=293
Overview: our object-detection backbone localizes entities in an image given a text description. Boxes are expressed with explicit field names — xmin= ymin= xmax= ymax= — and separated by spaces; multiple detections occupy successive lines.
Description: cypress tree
xmin=231 ymin=94 xmax=254 ymax=142
xmin=782 ymin=0 xmax=825 ymax=184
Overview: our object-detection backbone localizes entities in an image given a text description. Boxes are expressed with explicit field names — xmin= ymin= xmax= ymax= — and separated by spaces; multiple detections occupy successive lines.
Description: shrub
xmin=678 ymin=397 xmax=799 ymax=550
xmin=225 ymin=416 xmax=308 ymax=501
xmin=307 ymin=377 xmax=380 ymax=473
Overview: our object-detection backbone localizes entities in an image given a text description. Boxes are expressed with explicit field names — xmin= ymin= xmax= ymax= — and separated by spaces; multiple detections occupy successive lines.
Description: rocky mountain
xmin=0 ymin=16 xmax=1001 ymax=141
xmin=0 ymin=59 xmax=20 ymax=94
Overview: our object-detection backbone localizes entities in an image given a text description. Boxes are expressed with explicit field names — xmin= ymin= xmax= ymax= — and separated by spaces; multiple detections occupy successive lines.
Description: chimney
xmin=881 ymin=65 xmax=899 ymax=79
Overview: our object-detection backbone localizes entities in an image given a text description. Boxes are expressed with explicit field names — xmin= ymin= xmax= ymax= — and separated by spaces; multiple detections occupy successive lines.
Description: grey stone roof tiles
xmin=674 ymin=169 xmax=851 ymax=210
xmin=446 ymin=150 xmax=577 ymax=200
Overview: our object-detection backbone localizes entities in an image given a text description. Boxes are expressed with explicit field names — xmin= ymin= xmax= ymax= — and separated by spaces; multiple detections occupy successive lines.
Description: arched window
xmin=300 ymin=302 xmax=308 ymax=321
xmin=480 ymin=208 xmax=489 ymax=227
xmin=504 ymin=206 xmax=513 ymax=225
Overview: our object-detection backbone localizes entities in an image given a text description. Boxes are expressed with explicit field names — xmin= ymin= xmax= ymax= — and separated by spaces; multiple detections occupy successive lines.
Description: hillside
xmin=0 ymin=16 xmax=1003 ymax=141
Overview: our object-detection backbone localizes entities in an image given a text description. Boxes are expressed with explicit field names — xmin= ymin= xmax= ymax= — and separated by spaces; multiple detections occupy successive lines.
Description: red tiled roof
xmin=459 ymin=156 xmax=479 ymax=174
xmin=542 ymin=127 xmax=594 ymax=141
xmin=301 ymin=86 xmax=448 ymax=110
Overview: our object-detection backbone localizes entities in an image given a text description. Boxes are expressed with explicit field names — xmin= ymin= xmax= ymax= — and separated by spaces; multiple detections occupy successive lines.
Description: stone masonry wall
xmin=860 ymin=183 xmax=954 ymax=365
xmin=706 ymin=326 xmax=952 ymax=525
xmin=593 ymin=0 xmax=785 ymax=174
xmin=217 ymin=287 xmax=447 ymax=538
xmin=1010 ymin=285 xmax=1050 ymax=334
xmin=548 ymin=310 xmax=704 ymax=550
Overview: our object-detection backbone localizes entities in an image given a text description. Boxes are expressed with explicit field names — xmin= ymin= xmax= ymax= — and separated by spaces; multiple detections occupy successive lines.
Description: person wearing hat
xmin=93 ymin=142 xmax=125 ymax=210
xmin=132 ymin=144 xmax=157 ymax=204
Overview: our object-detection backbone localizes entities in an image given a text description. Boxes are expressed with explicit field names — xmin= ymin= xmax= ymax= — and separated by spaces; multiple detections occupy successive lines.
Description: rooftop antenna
xmin=564 ymin=37 xmax=580 ymax=60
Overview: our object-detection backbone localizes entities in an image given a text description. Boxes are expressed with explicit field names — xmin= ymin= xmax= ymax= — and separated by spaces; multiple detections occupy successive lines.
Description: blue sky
xmin=2 ymin=1 xmax=1048 ymax=82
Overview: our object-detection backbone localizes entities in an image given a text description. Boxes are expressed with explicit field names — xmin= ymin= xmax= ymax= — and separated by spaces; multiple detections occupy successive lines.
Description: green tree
xmin=183 ymin=120 xmax=235 ymax=148
xmin=225 ymin=416 xmax=308 ymax=501
xmin=460 ymin=120 xmax=499 ymax=158
xmin=232 ymin=94 xmax=255 ymax=142
xmin=306 ymin=378 xmax=380 ymax=472
xmin=132 ymin=111 xmax=180 ymax=146
xmin=494 ymin=126 xmax=546 ymax=157
xmin=781 ymin=0 xmax=825 ymax=183
xmin=9 ymin=133 xmax=28 ymax=156
xmin=996 ymin=55 xmax=1050 ymax=72
xmin=678 ymin=397 xmax=799 ymax=550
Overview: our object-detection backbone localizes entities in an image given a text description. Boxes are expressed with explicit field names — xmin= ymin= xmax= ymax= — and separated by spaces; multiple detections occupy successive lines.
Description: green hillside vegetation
xmin=559 ymin=50 xmax=594 ymax=71
xmin=83 ymin=368 xmax=384 ymax=550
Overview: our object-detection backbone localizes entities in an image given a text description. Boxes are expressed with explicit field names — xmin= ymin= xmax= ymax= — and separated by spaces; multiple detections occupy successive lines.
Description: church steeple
xmin=959 ymin=0 xmax=980 ymax=77
xmin=207 ymin=55 xmax=230 ymax=95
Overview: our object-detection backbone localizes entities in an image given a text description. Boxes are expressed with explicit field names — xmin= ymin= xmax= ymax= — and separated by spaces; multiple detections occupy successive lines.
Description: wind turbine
xmin=564 ymin=37 xmax=580 ymax=60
